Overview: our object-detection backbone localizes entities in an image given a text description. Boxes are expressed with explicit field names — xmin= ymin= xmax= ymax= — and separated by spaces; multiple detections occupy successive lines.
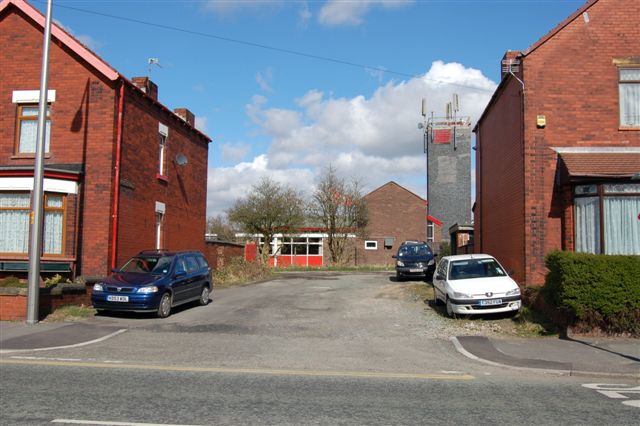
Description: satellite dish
xmin=175 ymin=153 xmax=188 ymax=166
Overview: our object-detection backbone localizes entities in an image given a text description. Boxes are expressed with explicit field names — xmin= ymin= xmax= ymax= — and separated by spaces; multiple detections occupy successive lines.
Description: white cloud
xmin=195 ymin=116 xmax=208 ymax=133
xmin=256 ymin=68 xmax=274 ymax=92
xmin=207 ymin=155 xmax=314 ymax=216
xmin=54 ymin=21 xmax=103 ymax=51
xmin=318 ymin=0 xmax=413 ymax=26
xmin=207 ymin=61 xmax=496 ymax=217
xmin=221 ymin=142 xmax=251 ymax=163
xmin=204 ymin=0 xmax=284 ymax=15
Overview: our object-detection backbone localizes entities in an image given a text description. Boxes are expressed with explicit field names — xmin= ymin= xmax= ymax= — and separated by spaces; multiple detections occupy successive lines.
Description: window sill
xmin=619 ymin=127 xmax=640 ymax=131
xmin=11 ymin=153 xmax=52 ymax=159
xmin=156 ymin=173 xmax=169 ymax=182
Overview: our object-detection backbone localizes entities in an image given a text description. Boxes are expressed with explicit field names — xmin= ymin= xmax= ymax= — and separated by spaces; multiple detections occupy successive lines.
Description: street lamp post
xmin=26 ymin=0 xmax=54 ymax=325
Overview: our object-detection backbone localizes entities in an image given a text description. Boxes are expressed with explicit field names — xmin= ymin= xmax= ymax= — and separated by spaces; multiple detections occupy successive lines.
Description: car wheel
xmin=446 ymin=297 xmax=455 ymax=318
xmin=199 ymin=286 xmax=210 ymax=306
xmin=157 ymin=292 xmax=172 ymax=318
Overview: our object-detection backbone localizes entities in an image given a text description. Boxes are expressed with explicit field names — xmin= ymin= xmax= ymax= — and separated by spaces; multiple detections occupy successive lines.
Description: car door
xmin=433 ymin=259 xmax=448 ymax=302
xmin=184 ymin=255 xmax=202 ymax=300
xmin=171 ymin=256 xmax=191 ymax=303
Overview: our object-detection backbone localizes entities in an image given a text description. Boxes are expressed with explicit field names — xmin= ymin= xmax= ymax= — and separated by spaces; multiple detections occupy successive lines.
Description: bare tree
xmin=227 ymin=177 xmax=304 ymax=263
xmin=206 ymin=214 xmax=236 ymax=242
xmin=309 ymin=166 xmax=368 ymax=264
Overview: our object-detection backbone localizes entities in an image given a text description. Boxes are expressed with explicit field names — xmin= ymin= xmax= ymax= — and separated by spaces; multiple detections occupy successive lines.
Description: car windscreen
xmin=448 ymin=258 xmax=507 ymax=280
xmin=119 ymin=256 xmax=173 ymax=274
xmin=398 ymin=244 xmax=431 ymax=257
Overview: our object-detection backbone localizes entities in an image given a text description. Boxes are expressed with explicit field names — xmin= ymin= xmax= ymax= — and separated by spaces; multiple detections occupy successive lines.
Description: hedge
xmin=542 ymin=251 xmax=640 ymax=335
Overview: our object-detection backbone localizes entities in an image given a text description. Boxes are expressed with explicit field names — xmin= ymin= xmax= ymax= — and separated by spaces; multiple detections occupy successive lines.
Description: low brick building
xmin=474 ymin=0 xmax=640 ymax=286
xmin=0 ymin=0 xmax=211 ymax=279
xmin=356 ymin=181 xmax=442 ymax=265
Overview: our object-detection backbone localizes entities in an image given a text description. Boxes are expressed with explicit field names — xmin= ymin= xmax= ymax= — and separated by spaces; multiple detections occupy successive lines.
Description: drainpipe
xmin=110 ymin=81 xmax=125 ymax=270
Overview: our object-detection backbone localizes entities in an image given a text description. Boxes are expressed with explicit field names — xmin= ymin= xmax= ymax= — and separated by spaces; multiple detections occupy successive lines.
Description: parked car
xmin=91 ymin=250 xmax=212 ymax=318
xmin=432 ymin=254 xmax=521 ymax=317
xmin=392 ymin=241 xmax=436 ymax=281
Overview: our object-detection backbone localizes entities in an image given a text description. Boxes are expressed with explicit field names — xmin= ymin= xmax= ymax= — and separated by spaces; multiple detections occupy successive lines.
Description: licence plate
xmin=409 ymin=268 xmax=423 ymax=273
xmin=480 ymin=299 xmax=502 ymax=306
xmin=107 ymin=295 xmax=129 ymax=302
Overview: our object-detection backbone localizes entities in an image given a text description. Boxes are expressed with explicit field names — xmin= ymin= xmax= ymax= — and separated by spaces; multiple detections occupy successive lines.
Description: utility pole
xmin=26 ymin=0 xmax=54 ymax=325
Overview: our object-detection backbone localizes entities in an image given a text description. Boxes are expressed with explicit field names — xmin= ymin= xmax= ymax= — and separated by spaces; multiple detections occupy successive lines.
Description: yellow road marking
xmin=1 ymin=358 xmax=474 ymax=381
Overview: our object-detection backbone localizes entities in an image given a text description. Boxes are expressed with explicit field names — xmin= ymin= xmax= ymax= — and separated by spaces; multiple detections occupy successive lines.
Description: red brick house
xmin=0 ymin=0 xmax=211 ymax=279
xmin=474 ymin=0 xmax=640 ymax=286
xmin=357 ymin=181 xmax=442 ymax=265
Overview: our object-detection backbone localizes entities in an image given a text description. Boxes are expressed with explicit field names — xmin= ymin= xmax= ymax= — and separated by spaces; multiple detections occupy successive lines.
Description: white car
xmin=432 ymin=254 xmax=521 ymax=317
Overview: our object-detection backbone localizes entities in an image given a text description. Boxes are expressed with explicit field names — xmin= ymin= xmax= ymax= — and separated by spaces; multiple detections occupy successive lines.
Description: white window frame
xmin=155 ymin=202 xmax=166 ymax=250
xmin=158 ymin=123 xmax=169 ymax=176
xmin=619 ymin=67 xmax=640 ymax=128
xmin=364 ymin=240 xmax=378 ymax=250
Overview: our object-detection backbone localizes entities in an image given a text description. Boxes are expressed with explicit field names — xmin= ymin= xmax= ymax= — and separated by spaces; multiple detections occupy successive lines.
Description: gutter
xmin=110 ymin=82 xmax=125 ymax=270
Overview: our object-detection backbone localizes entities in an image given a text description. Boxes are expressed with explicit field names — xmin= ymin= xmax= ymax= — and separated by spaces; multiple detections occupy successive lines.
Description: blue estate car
xmin=92 ymin=250 xmax=212 ymax=318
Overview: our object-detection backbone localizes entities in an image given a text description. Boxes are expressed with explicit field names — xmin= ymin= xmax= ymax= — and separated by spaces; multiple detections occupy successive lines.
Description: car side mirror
xmin=435 ymin=274 xmax=444 ymax=281
xmin=433 ymin=253 xmax=438 ymax=257
xmin=111 ymin=268 xmax=119 ymax=273
xmin=507 ymin=269 xmax=515 ymax=276
xmin=175 ymin=270 xmax=186 ymax=278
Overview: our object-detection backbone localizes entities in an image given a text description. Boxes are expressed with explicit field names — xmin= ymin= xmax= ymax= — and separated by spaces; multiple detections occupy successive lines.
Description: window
xmin=16 ymin=104 xmax=51 ymax=154
xmin=619 ymin=68 xmax=640 ymax=128
xmin=574 ymin=183 xmax=640 ymax=255
xmin=155 ymin=212 xmax=163 ymax=250
xmin=0 ymin=192 xmax=65 ymax=255
xmin=427 ymin=221 xmax=435 ymax=242
xmin=365 ymin=240 xmax=378 ymax=250
xmin=158 ymin=123 xmax=169 ymax=177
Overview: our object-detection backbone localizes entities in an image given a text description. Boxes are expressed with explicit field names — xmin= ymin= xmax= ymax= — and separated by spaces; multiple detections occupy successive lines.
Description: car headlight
xmin=93 ymin=283 xmax=104 ymax=292
xmin=506 ymin=287 xmax=521 ymax=296
xmin=397 ymin=261 xmax=405 ymax=267
xmin=427 ymin=259 xmax=435 ymax=266
xmin=137 ymin=286 xmax=159 ymax=294
xmin=453 ymin=292 xmax=473 ymax=299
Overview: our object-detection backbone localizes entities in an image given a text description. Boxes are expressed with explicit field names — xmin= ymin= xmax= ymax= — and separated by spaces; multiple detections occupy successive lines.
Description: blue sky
xmin=34 ymin=0 xmax=584 ymax=216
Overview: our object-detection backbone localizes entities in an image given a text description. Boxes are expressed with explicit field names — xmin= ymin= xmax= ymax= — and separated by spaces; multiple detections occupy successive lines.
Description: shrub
xmin=213 ymin=257 xmax=273 ymax=288
xmin=0 ymin=276 xmax=25 ymax=288
xmin=542 ymin=251 xmax=640 ymax=335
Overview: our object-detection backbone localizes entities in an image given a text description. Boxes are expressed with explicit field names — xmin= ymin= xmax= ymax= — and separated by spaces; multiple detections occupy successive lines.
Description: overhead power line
xmin=41 ymin=1 xmax=495 ymax=93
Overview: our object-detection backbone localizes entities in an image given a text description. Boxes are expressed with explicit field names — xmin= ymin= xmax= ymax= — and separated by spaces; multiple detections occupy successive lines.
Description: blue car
xmin=392 ymin=241 xmax=436 ymax=282
xmin=92 ymin=250 xmax=212 ymax=318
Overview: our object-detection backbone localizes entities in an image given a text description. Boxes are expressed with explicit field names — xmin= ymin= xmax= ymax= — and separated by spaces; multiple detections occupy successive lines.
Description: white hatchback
xmin=432 ymin=254 xmax=521 ymax=317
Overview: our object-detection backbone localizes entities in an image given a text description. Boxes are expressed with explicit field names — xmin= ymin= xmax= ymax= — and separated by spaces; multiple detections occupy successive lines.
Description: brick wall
xmin=474 ymin=78 xmax=526 ymax=282
xmin=116 ymin=87 xmax=209 ymax=266
xmin=358 ymin=182 xmax=426 ymax=265
xmin=1 ymin=8 xmax=117 ymax=277
xmin=0 ymin=284 xmax=92 ymax=321
xmin=475 ymin=0 xmax=640 ymax=286
xmin=203 ymin=241 xmax=244 ymax=270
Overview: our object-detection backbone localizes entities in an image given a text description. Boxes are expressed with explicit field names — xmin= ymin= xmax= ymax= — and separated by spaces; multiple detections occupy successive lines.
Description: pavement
xmin=0 ymin=320 xmax=638 ymax=379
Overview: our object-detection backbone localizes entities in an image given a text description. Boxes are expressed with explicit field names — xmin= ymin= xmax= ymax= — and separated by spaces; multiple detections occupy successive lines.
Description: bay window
xmin=0 ymin=192 xmax=65 ymax=255
xmin=574 ymin=183 xmax=640 ymax=255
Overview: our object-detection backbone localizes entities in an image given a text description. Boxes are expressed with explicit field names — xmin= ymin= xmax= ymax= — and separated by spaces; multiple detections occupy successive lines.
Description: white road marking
xmin=52 ymin=420 xmax=202 ymax=426
xmin=582 ymin=383 xmax=640 ymax=408
xmin=0 ymin=329 xmax=127 ymax=354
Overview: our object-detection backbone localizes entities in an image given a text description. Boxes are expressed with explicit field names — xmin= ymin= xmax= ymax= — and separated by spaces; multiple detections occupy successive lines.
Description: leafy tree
xmin=309 ymin=166 xmax=368 ymax=264
xmin=227 ymin=177 xmax=304 ymax=263
xmin=206 ymin=214 xmax=236 ymax=242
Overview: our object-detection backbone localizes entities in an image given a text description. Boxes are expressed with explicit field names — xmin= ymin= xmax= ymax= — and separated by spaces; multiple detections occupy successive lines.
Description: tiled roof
xmin=559 ymin=152 xmax=640 ymax=178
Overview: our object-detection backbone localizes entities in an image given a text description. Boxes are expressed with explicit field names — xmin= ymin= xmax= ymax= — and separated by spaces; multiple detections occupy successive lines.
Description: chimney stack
xmin=174 ymin=108 xmax=196 ymax=127
xmin=131 ymin=77 xmax=158 ymax=100
xmin=501 ymin=51 xmax=521 ymax=80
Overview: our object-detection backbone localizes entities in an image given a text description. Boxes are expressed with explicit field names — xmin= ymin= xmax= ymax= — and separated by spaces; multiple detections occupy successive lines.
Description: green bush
xmin=213 ymin=257 xmax=273 ymax=288
xmin=0 ymin=276 xmax=25 ymax=288
xmin=542 ymin=251 xmax=640 ymax=335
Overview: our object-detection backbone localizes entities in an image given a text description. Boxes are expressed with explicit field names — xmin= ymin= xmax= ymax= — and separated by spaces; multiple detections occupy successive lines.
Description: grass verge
xmin=43 ymin=304 xmax=96 ymax=322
